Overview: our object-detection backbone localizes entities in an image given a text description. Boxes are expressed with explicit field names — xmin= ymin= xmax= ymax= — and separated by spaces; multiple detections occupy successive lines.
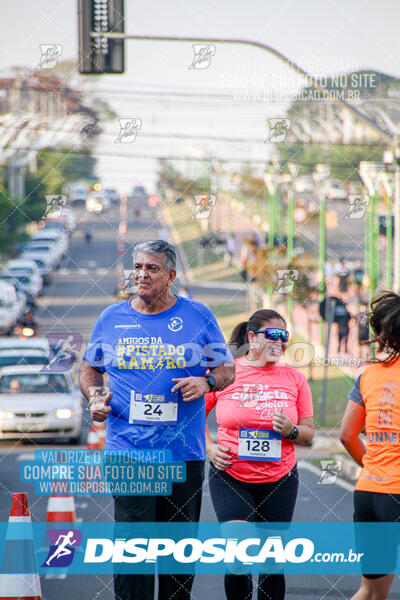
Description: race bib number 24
xmin=129 ymin=391 xmax=178 ymax=425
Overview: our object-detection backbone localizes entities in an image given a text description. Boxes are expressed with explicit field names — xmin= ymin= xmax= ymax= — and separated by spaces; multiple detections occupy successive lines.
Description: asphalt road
xmin=1 ymin=197 xmax=399 ymax=599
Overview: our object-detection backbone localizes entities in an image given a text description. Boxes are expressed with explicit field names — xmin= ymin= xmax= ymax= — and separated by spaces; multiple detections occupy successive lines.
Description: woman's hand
xmin=207 ymin=443 xmax=233 ymax=471
xmin=272 ymin=409 xmax=294 ymax=437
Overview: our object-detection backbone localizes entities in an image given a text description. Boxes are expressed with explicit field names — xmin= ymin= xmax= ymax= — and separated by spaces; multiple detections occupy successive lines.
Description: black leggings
xmin=114 ymin=460 xmax=205 ymax=600
xmin=209 ymin=463 xmax=299 ymax=600
xmin=354 ymin=490 xmax=400 ymax=579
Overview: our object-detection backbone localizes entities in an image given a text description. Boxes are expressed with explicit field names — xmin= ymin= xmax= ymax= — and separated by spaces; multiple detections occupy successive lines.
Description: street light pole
xmin=313 ymin=164 xmax=330 ymax=346
xmin=286 ymin=162 xmax=299 ymax=331
xmin=264 ymin=172 xmax=277 ymax=249
xmin=360 ymin=163 xmax=382 ymax=298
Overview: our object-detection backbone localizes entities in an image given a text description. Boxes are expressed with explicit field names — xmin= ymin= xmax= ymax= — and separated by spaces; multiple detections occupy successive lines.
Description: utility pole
xmin=313 ymin=164 xmax=330 ymax=346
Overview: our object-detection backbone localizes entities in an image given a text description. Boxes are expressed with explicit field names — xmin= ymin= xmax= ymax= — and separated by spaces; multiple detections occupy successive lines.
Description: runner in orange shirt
xmin=340 ymin=291 xmax=400 ymax=600
xmin=206 ymin=309 xmax=314 ymax=600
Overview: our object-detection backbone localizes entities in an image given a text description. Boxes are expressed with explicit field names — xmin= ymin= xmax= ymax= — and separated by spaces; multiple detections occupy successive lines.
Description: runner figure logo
xmin=345 ymin=195 xmax=369 ymax=219
xmin=265 ymin=118 xmax=291 ymax=143
xmin=274 ymin=270 xmax=298 ymax=294
xmin=192 ymin=195 xmax=216 ymax=219
xmin=317 ymin=460 xmax=342 ymax=485
xmin=42 ymin=333 xmax=83 ymax=372
xmin=188 ymin=44 xmax=216 ymax=69
xmin=115 ymin=118 xmax=142 ymax=143
xmin=168 ymin=317 xmax=183 ymax=332
xmin=88 ymin=386 xmax=111 ymax=409
xmin=123 ymin=270 xmax=135 ymax=293
xmin=37 ymin=44 xmax=63 ymax=69
xmin=44 ymin=195 xmax=67 ymax=219
xmin=42 ymin=529 xmax=82 ymax=567
xmin=239 ymin=383 xmax=265 ymax=408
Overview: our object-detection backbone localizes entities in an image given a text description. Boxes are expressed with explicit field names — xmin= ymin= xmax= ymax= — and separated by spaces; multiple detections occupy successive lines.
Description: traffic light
xmin=78 ymin=0 xmax=125 ymax=74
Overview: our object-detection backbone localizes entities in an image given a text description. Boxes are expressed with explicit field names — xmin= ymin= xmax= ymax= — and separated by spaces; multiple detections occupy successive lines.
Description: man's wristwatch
xmin=205 ymin=374 xmax=217 ymax=391
xmin=286 ymin=426 xmax=299 ymax=441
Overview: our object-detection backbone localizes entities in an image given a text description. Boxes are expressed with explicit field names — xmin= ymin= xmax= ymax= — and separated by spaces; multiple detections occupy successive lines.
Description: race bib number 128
xmin=129 ymin=391 xmax=178 ymax=425
xmin=238 ymin=429 xmax=281 ymax=461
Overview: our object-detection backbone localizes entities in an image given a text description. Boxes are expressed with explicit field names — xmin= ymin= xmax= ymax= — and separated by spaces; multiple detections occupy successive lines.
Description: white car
xmin=0 ymin=281 xmax=19 ymax=335
xmin=46 ymin=206 xmax=76 ymax=233
xmin=0 ymin=270 xmax=41 ymax=299
xmin=20 ymin=251 xmax=53 ymax=283
xmin=41 ymin=221 xmax=66 ymax=234
xmin=0 ymin=337 xmax=50 ymax=368
xmin=326 ymin=180 xmax=347 ymax=201
xmin=0 ymin=365 xmax=83 ymax=443
xmin=5 ymin=259 xmax=43 ymax=296
xmin=31 ymin=230 xmax=68 ymax=257
xmin=23 ymin=242 xmax=61 ymax=269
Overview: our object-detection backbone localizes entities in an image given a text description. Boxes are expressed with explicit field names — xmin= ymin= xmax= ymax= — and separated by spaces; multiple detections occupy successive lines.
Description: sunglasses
xmin=254 ymin=328 xmax=289 ymax=342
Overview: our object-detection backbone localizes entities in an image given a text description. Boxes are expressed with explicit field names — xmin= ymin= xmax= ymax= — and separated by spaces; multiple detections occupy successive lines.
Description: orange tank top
xmin=355 ymin=358 xmax=400 ymax=493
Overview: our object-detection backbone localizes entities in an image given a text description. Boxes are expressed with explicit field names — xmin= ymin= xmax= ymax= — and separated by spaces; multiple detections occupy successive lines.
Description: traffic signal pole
xmin=88 ymin=31 xmax=394 ymax=145
xmin=84 ymin=23 xmax=400 ymax=295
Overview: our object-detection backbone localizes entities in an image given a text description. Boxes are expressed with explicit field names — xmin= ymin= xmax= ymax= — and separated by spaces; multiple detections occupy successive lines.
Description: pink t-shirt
xmin=205 ymin=357 xmax=313 ymax=483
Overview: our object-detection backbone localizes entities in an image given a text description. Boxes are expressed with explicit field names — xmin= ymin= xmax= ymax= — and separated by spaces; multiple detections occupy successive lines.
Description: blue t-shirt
xmin=83 ymin=296 xmax=232 ymax=460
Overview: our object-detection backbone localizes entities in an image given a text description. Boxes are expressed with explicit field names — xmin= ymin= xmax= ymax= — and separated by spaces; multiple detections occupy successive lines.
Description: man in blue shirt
xmin=80 ymin=239 xmax=235 ymax=600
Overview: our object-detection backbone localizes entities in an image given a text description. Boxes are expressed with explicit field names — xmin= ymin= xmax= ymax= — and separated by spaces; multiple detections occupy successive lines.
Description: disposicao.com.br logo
xmin=84 ymin=535 xmax=314 ymax=565
xmin=2 ymin=522 xmax=392 ymax=575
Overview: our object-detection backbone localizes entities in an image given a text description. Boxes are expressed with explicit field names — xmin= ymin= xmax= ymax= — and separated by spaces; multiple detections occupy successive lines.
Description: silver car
xmin=0 ymin=365 xmax=83 ymax=443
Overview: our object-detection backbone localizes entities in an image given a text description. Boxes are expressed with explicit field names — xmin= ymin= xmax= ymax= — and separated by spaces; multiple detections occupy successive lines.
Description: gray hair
xmin=132 ymin=240 xmax=177 ymax=271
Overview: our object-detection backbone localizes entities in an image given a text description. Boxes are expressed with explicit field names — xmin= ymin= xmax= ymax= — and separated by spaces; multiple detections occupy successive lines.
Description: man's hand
xmin=89 ymin=391 xmax=112 ymax=422
xmin=171 ymin=376 xmax=210 ymax=402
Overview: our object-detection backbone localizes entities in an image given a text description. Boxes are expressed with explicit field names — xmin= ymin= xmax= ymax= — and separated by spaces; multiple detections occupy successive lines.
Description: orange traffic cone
xmin=94 ymin=422 xmax=106 ymax=450
xmin=86 ymin=422 xmax=100 ymax=449
xmin=45 ymin=496 xmax=76 ymax=523
xmin=0 ymin=492 xmax=42 ymax=599
xmin=87 ymin=421 xmax=106 ymax=449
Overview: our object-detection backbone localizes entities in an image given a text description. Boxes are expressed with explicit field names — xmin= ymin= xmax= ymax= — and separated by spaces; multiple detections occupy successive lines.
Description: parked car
xmin=326 ymin=179 xmax=347 ymax=201
xmin=5 ymin=259 xmax=43 ymax=296
xmin=0 ymin=365 xmax=83 ymax=443
xmin=39 ymin=220 xmax=66 ymax=234
xmin=0 ymin=281 xmax=20 ymax=335
xmin=23 ymin=242 xmax=61 ymax=269
xmin=19 ymin=252 xmax=53 ymax=284
xmin=46 ymin=206 xmax=76 ymax=233
xmin=0 ymin=271 xmax=41 ymax=299
xmin=0 ymin=337 xmax=50 ymax=368
xmin=31 ymin=230 xmax=68 ymax=258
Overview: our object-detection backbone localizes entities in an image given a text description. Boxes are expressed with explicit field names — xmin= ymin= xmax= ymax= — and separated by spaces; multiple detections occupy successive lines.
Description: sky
xmin=1 ymin=0 xmax=400 ymax=192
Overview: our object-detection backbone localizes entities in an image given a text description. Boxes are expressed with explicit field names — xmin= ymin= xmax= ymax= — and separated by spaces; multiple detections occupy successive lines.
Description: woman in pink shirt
xmin=206 ymin=308 xmax=314 ymax=600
